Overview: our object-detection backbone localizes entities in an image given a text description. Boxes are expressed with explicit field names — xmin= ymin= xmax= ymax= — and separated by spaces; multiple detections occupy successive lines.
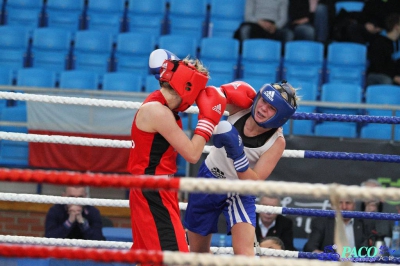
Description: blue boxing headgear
xmin=251 ymin=81 xmax=297 ymax=128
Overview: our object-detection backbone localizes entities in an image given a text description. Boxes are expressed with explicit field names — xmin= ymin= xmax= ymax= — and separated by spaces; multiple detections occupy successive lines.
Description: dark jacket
xmin=368 ymin=34 xmax=400 ymax=78
xmin=255 ymin=214 xmax=296 ymax=251
xmin=45 ymin=204 xmax=104 ymax=240
xmin=303 ymin=217 xmax=373 ymax=252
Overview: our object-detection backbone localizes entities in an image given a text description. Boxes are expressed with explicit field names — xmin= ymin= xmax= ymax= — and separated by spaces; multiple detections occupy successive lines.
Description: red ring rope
xmin=0 ymin=168 xmax=180 ymax=190
xmin=0 ymin=244 xmax=163 ymax=264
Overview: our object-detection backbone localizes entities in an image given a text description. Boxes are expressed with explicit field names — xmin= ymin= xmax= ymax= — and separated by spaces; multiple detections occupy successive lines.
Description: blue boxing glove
xmin=149 ymin=49 xmax=180 ymax=80
xmin=213 ymin=121 xmax=249 ymax=172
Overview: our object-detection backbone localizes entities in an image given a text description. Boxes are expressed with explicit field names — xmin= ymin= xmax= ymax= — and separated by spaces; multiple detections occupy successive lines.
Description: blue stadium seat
xmin=3 ymin=0 xmax=44 ymax=30
xmin=45 ymin=0 xmax=85 ymax=33
xmin=360 ymin=124 xmax=394 ymax=141
xmin=126 ymin=0 xmax=167 ymax=37
xmin=59 ymin=70 xmax=99 ymax=90
xmin=241 ymin=39 xmax=281 ymax=82
xmin=16 ymin=68 xmax=57 ymax=88
xmin=31 ymin=28 xmax=72 ymax=72
xmin=293 ymin=238 xmax=308 ymax=252
xmin=0 ymin=66 xmax=13 ymax=85
xmin=114 ymin=32 xmax=157 ymax=80
xmin=176 ymin=154 xmax=187 ymax=176
xmin=144 ymin=74 xmax=160 ymax=93
xmin=335 ymin=1 xmax=365 ymax=14
xmin=102 ymin=227 xmax=132 ymax=242
xmin=85 ymin=0 xmax=126 ymax=36
xmin=282 ymin=106 xmax=315 ymax=136
xmin=315 ymin=121 xmax=358 ymax=138
xmin=364 ymin=85 xmax=400 ymax=115
xmin=208 ymin=0 xmax=244 ymax=38
xmin=288 ymin=79 xmax=318 ymax=101
xmin=102 ymin=72 xmax=143 ymax=92
xmin=0 ymin=105 xmax=29 ymax=167
xmin=72 ymin=30 xmax=113 ymax=75
xmin=168 ymin=0 xmax=208 ymax=42
xmin=325 ymin=42 xmax=367 ymax=87
xmin=200 ymin=37 xmax=240 ymax=81
xmin=360 ymin=84 xmax=400 ymax=140
xmin=319 ymin=82 xmax=363 ymax=115
xmin=211 ymin=233 xmax=233 ymax=247
xmin=207 ymin=76 xmax=232 ymax=87
xmin=238 ymin=77 xmax=267 ymax=92
xmin=282 ymin=40 xmax=324 ymax=87
xmin=0 ymin=25 xmax=30 ymax=73
xmin=158 ymin=34 xmax=198 ymax=59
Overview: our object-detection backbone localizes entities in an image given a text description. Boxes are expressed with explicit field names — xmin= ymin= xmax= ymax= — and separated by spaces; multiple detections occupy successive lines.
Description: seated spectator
xmin=234 ymin=0 xmax=292 ymax=47
xmin=286 ymin=0 xmax=315 ymax=41
xmin=45 ymin=186 xmax=105 ymax=240
xmin=366 ymin=13 xmax=400 ymax=86
xmin=260 ymin=236 xmax=285 ymax=250
xmin=303 ymin=197 xmax=373 ymax=253
xmin=336 ymin=0 xmax=400 ymax=44
xmin=255 ymin=195 xmax=296 ymax=251
xmin=360 ymin=179 xmax=392 ymax=241
xmin=309 ymin=0 xmax=336 ymax=43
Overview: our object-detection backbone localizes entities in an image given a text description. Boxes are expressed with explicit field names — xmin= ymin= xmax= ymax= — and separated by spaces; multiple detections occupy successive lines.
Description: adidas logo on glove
xmin=212 ymin=104 xmax=222 ymax=115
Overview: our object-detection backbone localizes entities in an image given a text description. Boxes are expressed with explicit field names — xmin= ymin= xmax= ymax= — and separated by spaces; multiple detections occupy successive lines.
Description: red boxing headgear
xmin=159 ymin=59 xmax=209 ymax=112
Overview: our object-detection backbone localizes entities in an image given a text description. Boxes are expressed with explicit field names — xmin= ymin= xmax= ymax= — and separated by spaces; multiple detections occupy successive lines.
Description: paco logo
xmin=323 ymin=244 xmax=395 ymax=263
xmin=263 ymin=90 xmax=275 ymax=101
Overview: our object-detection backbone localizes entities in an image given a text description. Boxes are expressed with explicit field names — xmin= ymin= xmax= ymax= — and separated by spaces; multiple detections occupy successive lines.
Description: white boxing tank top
xmin=205 ymin=108 xmax=284 ymax=180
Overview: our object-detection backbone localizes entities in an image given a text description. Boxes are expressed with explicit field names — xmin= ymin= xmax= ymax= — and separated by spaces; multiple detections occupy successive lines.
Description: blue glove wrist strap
xmin=233 ymin=152 xmax=249 ymax=172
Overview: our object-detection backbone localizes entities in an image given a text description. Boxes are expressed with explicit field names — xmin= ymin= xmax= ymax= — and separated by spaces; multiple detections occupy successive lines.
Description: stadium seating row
xmin=0 ymin=0 xmax=245 ymax=40
xmin=0 ymin=24 xmax=368 ymax=93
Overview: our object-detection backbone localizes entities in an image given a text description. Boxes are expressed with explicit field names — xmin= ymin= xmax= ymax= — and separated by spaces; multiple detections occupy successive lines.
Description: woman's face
xmin=253 ymin=98 xmax=277 ymax=125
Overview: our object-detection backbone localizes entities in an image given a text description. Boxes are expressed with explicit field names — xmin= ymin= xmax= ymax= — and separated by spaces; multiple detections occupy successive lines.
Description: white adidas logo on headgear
xmin=264 ymin=90 xmax=275 ymax=101
xmin=212 ymin=104 xmax=222 ymax=114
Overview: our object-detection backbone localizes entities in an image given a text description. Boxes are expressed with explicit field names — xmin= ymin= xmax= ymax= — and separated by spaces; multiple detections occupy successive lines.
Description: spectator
xmin=366 ymin=13 xmax=400 ymax=86
xmin=255 ymin=195 xmax=296 ymax=251
xmin=338 ymin=0 xmax=400 ymax=44
xmin=309 ymin=0 xmax=336 ymax=43
xmin=234 ymin=0 xmax=292 ymax=46
xmin=303 ymin=197 xmax=373 ymax=253
xmin=260 ymin=236 xmax=285 ymax=250
xmin=45 ymin=186 xmax=104 ymax=240
xmin=286 ymin=0 xmax=315 ymax=41
xmin=360 ymin=179 xmax=392 ymax=242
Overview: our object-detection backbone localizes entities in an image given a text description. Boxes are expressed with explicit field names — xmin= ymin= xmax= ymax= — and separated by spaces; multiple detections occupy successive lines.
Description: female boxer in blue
xmin=184 ymin=81 xmax=298 ymax=256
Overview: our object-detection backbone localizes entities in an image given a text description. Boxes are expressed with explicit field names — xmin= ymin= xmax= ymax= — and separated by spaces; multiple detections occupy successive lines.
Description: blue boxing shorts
xmin=183 ymin=161 xmax=256 ymax=236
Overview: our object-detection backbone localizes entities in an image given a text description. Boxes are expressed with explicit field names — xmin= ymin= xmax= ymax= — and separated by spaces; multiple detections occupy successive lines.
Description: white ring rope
xmin=0 ymin=193 xmax=129 ymax=207
xmin=178 ymin=180 xmax=400 ymax=201
xmin=0 ymin=131 xmax=303 ymax=158
xmin=0 ymin=91 xmax=230 ymax=116
xmin=0 ymin=177 xmax=398 ymax=201
xmin=0 ymin=235 xmax=131 ymax=249
xmin=0 ymin=192 xmax=286 ymax=215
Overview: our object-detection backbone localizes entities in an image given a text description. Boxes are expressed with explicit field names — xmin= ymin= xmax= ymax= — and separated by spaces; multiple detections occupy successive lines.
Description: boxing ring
xmin=0 ymin=90 xmax=399 ymax=265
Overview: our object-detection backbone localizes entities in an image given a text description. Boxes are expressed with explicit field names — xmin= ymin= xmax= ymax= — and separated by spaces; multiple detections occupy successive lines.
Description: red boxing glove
xmin=194 ymin=86 xmax=227 ymax=142
xmin=220 ymin=81 xmax=257 ymax=109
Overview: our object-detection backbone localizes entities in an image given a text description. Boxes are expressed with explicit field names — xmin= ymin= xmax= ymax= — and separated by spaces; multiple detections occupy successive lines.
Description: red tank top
xmin=127 ymin=90 xmax=182 ymax=175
